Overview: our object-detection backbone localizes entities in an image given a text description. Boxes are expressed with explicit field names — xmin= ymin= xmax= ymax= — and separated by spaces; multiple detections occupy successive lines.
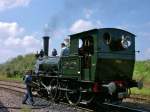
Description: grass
xmin=21 ymin=106 xmax=31 ymax=112
xmin=133 ymin=60 xmax=150 ymax=83
xmin=0 ymin=75 xmax=22 ymax=82
xmin=131 ymin=87 xmax=150 ymax=96
xmin=132 ymin=60 xmax=150 ymax=96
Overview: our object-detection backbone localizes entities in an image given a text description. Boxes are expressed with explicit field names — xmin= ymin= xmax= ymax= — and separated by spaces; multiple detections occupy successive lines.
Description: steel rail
xmin=0 ymin=83 xmax=25 ymax=93
xmin=0 ymin=80 xmax=51 ymax=110
xmin=0 ymin=80 xmax=148 ymax=112
xmin=100 ymin=103 xmax=148 ymax=112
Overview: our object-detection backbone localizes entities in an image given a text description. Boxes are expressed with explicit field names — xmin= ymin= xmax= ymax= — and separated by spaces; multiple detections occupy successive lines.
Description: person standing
xmin=60 ymin=43 xmax=69 ymax=56
xmin=22 ymin=70 xmax=34 ymax=105
xmin=64 ymin=38 xmax=70 ymax=48
xmin=52 ymin=48 xmax=58 ymax=56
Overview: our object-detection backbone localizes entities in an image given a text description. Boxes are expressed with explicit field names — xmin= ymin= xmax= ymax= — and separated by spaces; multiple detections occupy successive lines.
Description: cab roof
xmin=69 ymin=28 xmax=135 ymax=39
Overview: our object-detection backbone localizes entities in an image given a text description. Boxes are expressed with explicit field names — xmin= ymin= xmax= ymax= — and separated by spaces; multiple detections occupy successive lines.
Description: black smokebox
xmin=43 ymin=36 xmax=49 ymax=56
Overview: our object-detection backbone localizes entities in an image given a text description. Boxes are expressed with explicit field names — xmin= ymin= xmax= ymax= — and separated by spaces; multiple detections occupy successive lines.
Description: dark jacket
xmin=23 ymin=75 xmax=32 ymax=86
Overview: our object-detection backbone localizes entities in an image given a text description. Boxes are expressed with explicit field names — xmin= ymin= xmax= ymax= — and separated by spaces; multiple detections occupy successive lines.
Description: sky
xmin=0 ymin=0 xmax=150 ymax=63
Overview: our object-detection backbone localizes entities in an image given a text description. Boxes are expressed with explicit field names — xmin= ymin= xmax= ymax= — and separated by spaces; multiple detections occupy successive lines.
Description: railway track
xmin=129 ymin=95 xmax=150 ymax=103
xmin=0 ymin=80 xmax=25 ymax=93
xmin=0 ymin=80 xmax=148 ymax=112
xmin=98 ymin=103 xmax=148 ymax=112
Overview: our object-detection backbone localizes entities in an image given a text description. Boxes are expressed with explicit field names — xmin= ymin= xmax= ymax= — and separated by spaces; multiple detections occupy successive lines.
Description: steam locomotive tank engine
xmin=32 ymin=28 xmax=142 ymax=106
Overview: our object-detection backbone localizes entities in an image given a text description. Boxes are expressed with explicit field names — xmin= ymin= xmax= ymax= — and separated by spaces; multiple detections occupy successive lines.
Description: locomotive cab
xmin=61 ymin=29 xmax=98 ymax=80
xmin=66 ymin=28 xmax=139 ymax=103
xmin=68 ymin=28 xmax=136 ymax=82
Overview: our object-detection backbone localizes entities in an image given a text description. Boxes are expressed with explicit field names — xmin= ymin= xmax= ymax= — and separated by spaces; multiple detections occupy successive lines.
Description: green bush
xmin=133 ymin=60 xmax=150 ymax=82
xmin=0 ymin=54 xmax=36 ymax=78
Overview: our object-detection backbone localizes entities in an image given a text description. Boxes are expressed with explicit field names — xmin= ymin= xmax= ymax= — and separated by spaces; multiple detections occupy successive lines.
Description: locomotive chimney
xmin=43 ymin=36 xmax=49 ymax=56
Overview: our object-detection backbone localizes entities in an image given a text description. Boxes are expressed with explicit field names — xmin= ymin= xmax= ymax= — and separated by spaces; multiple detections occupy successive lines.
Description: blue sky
xmin=0 ymin=0 xmax=150 ymax=63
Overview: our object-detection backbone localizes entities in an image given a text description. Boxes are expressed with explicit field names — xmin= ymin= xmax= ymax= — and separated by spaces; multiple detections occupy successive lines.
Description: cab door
xmin=79 ymin=36 xmax=94 ymax=81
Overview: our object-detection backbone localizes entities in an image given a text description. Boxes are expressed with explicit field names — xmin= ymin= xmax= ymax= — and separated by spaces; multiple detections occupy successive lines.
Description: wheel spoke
xmin=65 ymin=82 xmax=81 ymax=105
xmin=48 ymin=78 xmax=60 ymax=102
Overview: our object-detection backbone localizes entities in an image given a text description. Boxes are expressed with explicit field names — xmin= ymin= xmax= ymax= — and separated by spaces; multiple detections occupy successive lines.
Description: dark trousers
xmin=22 ymin=85 xmax=33 ymax=103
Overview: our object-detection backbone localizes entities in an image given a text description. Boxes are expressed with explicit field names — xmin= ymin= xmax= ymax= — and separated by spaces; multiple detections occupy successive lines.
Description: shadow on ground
xmin=0 ymin=101 xmax=9 ymax=112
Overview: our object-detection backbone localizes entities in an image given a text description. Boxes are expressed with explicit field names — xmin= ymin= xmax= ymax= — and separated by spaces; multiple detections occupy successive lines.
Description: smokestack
xmin=43 ymin=36 xmax=49 ymax=56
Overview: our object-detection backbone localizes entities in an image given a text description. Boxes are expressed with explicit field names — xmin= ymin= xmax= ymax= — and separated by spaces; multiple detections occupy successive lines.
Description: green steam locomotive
xmin=31 ymin=28 xmax=142 ymax=105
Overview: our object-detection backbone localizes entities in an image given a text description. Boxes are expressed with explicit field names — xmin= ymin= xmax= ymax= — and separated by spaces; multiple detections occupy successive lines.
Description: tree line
xmin=0 ymin=54 xmax=36 ymax=78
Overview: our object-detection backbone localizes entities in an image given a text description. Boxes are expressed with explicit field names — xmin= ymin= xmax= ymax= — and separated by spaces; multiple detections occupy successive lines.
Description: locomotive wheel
xmin=65 ymin=82 xmax=81 ymax=105
xmin=81 ymin=92 xmax=95 ymax=104
xmin=58 ymin=81 xmax=67 ymax=99
xmin=107 ymin=94 xmax=123 ymax=104
xmin=49 ymin=78 xmax=60 ymax=102
xmin=94 ymin=94 xmax=105 ymax=109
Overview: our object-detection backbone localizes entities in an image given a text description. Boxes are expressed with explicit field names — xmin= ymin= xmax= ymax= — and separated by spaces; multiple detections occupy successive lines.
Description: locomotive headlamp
xmin=121 ymin=35 xmax=131 ymax=49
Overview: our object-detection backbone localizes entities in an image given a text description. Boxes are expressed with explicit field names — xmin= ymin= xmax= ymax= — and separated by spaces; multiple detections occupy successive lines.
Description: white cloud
xmin=0 ymin=21 xmax=40 ymax=63
xmin=70 ymin=19 xmax=100 ymax=33
xmin=22 ymin=35 xmax=39 ymax=46
xmin=0 ymin=0 xmax=31 ymax=11
xmin=84 ymin=9 xmax=93 ymax=19
xmin=4 ymin=37 xmax=21 ymax=47
xmin=0 ymin=22 xmax=24 ymax=38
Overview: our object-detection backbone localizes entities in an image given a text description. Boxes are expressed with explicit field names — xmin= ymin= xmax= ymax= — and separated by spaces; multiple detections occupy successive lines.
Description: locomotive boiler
xmin=32 ymin=28 xmax=142 ymax=105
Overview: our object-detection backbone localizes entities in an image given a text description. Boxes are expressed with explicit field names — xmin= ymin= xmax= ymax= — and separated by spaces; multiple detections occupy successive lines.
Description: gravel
xmin=0 ymin=89 xmax=85 ymax=112
xmin=0 ymin=88 xmax=149 ymax=112
xmin=122 ymin=99 xmax=150 ymax=112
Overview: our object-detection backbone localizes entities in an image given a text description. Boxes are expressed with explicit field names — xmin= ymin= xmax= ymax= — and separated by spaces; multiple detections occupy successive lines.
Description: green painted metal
xmin=61 ymin=28 xmax=135 ymax=82
xmin=69 ymin=29 xmax=98 ymax=81
xmin=60 ymin=56 xmax=81 ymax=79
xmin=95 ymin=28 xmax=135 ymax=81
